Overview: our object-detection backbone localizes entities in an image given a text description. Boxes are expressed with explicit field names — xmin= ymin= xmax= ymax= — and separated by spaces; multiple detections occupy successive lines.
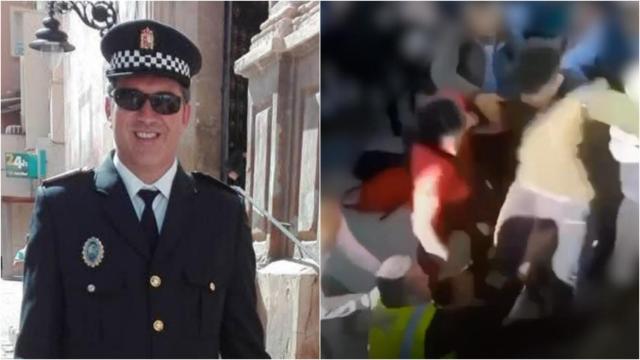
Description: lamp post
xmin=29 ymin=1 xmax=118 ymax=70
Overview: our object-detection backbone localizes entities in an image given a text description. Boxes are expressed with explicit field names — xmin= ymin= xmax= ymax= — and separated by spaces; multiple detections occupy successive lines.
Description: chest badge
xmin=82 ymin=237 xmax=105 ymax=268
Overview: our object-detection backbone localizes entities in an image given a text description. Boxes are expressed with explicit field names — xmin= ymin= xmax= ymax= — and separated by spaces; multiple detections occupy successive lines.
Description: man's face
xmin=105 ymin=74 xmax=190 ymax=175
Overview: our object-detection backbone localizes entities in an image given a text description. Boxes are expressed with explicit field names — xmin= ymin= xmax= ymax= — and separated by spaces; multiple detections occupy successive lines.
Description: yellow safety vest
xmin=368 ymin=300 xmax=437 ymax=358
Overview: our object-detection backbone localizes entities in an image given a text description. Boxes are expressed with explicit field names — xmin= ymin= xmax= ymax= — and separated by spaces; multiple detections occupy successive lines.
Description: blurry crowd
xmin=320 ymin=2 xmax=638 ymax=358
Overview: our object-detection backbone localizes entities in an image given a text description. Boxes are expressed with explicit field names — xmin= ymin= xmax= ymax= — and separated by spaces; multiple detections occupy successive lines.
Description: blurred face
xmin=570 ymin=3 xmax=602 ymax=37
xmin=403 ymin=262 xmax=432 ymax=302
xmin=463 ymin=3 xmax=503 ymax=38
xmin=105 ymin=74 xmax=190 ymax=179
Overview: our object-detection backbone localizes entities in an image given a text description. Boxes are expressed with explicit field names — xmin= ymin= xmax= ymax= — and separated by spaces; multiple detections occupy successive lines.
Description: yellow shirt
xmin=516 ymin=97 xmax=594 ymax=202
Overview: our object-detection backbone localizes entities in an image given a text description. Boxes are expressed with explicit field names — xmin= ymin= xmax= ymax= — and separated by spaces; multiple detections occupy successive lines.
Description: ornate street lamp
xmin=29 ymin=1 xmax=118 ymax=69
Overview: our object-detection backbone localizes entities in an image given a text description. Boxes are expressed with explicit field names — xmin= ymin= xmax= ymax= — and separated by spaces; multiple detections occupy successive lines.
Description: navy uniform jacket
xmin=15 ymin=153 xmax=269 ymax=358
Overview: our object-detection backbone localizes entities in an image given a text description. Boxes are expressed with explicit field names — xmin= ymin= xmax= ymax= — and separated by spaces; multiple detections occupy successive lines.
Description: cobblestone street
xmin=0 ymin=278 xmax=21 ymax=359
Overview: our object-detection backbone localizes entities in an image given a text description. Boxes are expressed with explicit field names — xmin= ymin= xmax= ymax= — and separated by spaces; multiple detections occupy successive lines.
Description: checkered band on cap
xmin=109 ymin=49 xmax=191 ymax=77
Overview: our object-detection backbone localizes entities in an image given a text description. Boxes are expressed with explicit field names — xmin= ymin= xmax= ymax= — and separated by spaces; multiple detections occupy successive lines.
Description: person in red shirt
xmin=410 ymin=95 xmax=479 ymax=303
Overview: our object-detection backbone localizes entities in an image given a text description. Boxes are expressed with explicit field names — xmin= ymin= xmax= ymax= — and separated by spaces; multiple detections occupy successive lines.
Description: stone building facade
xmin=235 ymin=2 xmax=320 ymax=358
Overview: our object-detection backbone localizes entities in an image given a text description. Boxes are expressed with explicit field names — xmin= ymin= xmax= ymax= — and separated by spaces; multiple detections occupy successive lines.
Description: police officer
xmin=15 ymin=19 xmax=269 ymax=358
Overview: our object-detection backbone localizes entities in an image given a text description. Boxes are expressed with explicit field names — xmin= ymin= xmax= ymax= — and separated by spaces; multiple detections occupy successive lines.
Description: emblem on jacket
xmin=140 ymin=27 xmax=155 ymax=50
xmin=82 ymin=237 xmax=105 ymax=268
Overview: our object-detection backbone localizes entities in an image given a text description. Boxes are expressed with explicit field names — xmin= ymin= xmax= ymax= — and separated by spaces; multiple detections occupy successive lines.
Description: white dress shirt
xmin=113 ymin=154 xmax=177 ymax=233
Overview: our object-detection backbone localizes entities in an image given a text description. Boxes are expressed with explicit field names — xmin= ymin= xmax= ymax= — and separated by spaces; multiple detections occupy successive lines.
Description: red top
xmin=410 ymin=143 xmax=471 ymax=243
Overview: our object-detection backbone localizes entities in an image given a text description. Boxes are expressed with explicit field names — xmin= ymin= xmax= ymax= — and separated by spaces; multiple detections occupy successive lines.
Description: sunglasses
xmin=111 ymin=88 xmax=183 ymax=115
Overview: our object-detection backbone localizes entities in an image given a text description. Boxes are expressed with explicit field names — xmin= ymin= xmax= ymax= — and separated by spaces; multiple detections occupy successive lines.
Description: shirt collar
xmin=113 ymin=153 xmax=177 ymax=201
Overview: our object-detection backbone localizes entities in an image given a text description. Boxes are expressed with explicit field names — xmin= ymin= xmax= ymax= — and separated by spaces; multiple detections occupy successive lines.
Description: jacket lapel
xmin=94 ymin=151 xmax=151 ymax=260
xmin=154 ymin=164 xmax=197 ymax=262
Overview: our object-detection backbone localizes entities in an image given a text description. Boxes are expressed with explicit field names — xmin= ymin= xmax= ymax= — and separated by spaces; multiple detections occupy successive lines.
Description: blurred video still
xmin=320 ymin=2 xmax=639 ymax=358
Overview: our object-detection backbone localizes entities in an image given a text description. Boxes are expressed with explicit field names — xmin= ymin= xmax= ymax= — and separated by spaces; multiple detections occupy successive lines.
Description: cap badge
xmin=140 ymin=27 xmax=155 ymax=50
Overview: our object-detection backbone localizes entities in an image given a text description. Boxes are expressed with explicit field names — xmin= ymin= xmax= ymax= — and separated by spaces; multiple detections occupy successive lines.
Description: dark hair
xmin=413 ymin=98 xmax=464 ymax=146
xmin=513 ymin=45 xmax=561 ymax=94
xmin=106 ymin=78 xmax=191 ymax=103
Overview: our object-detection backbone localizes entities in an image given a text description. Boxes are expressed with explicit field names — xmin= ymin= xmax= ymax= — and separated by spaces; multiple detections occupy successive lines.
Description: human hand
xmin=228 ymin=170 xmax=239 ymax=181
xmin=474 ymin=92 xmax=504 ymax=124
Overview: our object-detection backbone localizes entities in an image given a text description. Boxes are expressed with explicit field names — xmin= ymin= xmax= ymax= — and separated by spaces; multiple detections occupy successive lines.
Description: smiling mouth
xmin=134 ymin=131 xmax=160 ymax=140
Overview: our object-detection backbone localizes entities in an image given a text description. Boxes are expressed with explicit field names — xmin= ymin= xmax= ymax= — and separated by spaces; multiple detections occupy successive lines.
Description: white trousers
xmin=494 ymin=181 xmax=590 ymax=287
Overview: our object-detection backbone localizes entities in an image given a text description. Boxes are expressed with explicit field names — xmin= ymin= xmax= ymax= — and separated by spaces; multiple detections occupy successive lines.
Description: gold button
xmin=87 ymin=284 xmax=96 ymax=293
xmin=153 ymin=320 xmax=164 ymax=332
xmin=150 ymin=275 xmax=162 ymax=288
xmin=209 ymin=282 xmax=216 ymax=292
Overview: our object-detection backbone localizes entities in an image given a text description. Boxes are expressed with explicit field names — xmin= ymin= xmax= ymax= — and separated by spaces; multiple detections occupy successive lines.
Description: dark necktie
xmin=138 ymin=189 xmax=160 ymax=253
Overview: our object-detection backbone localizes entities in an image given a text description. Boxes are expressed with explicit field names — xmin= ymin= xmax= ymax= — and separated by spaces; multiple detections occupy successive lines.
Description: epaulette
xmin=42 ymin=166 xmax=93 ymax=186
xmin=191 ymin=171 xmax=240 ymax=197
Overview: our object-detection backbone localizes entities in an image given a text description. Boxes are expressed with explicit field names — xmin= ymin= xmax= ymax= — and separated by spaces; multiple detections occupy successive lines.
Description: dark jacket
xmin=15 ymin=152 xmax=269 ymax=358
xmin=430 ymin=25 xmax=517 ymax=98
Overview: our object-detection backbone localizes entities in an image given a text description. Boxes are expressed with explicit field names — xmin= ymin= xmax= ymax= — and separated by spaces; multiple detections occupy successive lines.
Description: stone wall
xmin=258 ymin=260 xmax=319 ymax=358
xmin=148 ymin=2 xmax=225 ymax=176
xmin=235 ymin=2 xmax=320 ymax=358
xmin=235 ymin=1 xmax=320 ymax=255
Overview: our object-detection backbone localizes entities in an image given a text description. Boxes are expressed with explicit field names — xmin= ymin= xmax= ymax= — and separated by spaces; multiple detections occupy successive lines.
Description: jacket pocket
xmin=182 ymin=266 xmax=225 ymax=338
xmin=64 ymin=273 xmax=127 ymax=343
